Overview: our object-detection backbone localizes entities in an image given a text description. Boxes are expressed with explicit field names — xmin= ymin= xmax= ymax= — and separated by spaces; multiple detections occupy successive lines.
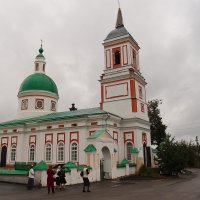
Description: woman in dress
xmin=47 ymin=165 xmax=55 ymax=194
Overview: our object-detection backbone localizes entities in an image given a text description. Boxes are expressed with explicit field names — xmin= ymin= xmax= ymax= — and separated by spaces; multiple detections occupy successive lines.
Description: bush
xmin=138 ymin=165 xmax=159 ymax=177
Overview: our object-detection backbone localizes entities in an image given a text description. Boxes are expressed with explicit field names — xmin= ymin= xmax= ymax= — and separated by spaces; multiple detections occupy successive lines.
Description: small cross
xmin=40 ymin=39 xmax=43 ymax=47
xmin=118 ymin=0 xmax=120 ymax=8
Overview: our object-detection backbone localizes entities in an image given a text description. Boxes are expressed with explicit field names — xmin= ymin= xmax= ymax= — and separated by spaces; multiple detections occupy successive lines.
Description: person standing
xmin=27 ymin=165 xmax=35 ymax=190
xmin=55 ymin=165 xmax=61 ymax=190
xmin=80 ymin=165 xmax=91 ymax=192
xmin=47 ymin=165 xmax=55 ymax=194
xmin=59 ymin=166 xmax=66 ymax=190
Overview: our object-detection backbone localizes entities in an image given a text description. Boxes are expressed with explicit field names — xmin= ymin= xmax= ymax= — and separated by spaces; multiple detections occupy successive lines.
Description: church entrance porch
xmin=101 ymin=146 xmax=111 ymax=179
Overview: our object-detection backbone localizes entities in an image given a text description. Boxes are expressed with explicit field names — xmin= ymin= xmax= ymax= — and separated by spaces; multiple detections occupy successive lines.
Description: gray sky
xmin=0 ymin=0 xmax=199 ymax=142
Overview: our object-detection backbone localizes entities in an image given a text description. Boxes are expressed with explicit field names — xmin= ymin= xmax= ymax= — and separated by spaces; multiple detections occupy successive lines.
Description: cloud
xmin=0 ymin=0 xmax=199 ymax=142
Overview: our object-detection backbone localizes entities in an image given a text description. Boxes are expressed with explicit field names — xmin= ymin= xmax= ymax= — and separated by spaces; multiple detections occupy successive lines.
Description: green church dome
xmin=19 ymin=73 xmax=58 ymax=95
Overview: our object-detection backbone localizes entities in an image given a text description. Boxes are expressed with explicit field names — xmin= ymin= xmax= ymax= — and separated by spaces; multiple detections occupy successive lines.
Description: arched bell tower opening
xmin=101 ymin=146 xmax=111 ymax=179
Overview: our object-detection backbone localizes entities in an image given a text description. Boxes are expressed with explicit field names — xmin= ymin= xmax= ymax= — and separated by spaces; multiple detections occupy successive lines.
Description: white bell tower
xmin=100 ymin=8 xmax=148 ymax=121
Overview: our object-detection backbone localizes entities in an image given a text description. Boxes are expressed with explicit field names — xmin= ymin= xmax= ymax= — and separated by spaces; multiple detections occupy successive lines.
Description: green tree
xmin=157 ymin=135 xmax=188 ymax=175
xmin=157 ymin=135 xmax=200 ymax=175
xmin=147 ymin=99 xmax=167 ymax=145
xmin=195 ymin=136 xmax=200 ymax=167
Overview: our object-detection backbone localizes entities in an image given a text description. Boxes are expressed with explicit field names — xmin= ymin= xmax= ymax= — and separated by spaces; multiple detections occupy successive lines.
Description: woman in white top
xmin=27 ymin=165 xmax=35 ymax=190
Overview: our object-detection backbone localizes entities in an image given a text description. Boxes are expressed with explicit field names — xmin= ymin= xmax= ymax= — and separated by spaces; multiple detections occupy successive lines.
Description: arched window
xmin=43 ymin=64 xmax=45 ymax=72
xmin=11 ymin=145 xmax=16 ymax=162
xmin=35 ymin=63 xmax=39 ymax=71
xmin=57 ymin=142 xmax=64 ymax=162
xmin=51 ymin=101 xmax=56 ymax=111
xmin=45 ymin=143 xmax=52 ymax=162
xmin=71 ymin=142 xmax=78 ymax=162
xmin=29 ymin=145 xmax=35 ymax=162
xmin=114 ymin=50 xmax=121 ymax=65
xmin=126 ymin=142 xmax=133 ymax=161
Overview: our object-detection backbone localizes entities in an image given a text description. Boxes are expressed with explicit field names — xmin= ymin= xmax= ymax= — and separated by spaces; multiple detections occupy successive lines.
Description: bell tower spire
xmin=116 ymin=7 xmax=124 ymax=28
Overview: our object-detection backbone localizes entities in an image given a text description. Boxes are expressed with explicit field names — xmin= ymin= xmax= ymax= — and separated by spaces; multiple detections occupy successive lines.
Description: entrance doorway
xmin=143 ymin=143 xmax=151 ymax=167
xmin=0 ymin=146 xmax=7 ymax=167
xmin=101 ymin=146 xmax=111 ymax=180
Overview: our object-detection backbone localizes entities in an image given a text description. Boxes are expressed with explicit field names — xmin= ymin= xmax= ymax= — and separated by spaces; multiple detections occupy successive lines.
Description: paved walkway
xmin=0 ymin=169 xmax=200 ymax=200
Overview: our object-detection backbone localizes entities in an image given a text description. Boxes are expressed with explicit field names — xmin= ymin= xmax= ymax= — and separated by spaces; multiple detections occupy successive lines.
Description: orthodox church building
xmin=0 ymin=8 xmax=151 ymax=183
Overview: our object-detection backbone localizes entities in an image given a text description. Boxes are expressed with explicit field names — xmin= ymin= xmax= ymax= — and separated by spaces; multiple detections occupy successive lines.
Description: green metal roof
xmin=64 ymin=162 xmax=78 ymax=169
xmin=36 ymin=53 xmax=44 ymax=58
xmin=34 ymin=160 xmax=48 ymax=171
xmin=88 ymin=130 xmax=107 ymax=139
xmin=131 ymin=147 xmax=139 ymax=153
xmin=117 ymin=159 xmax=129 ymax=168
xmin=0 ymin=107 xmax=108 ymax=127
xmin=19 ymin=73 xmax=58 ymax=95
xmin=105 ymin=26 xmax=129 ymax=41
xmin=0 ymin=169 xmax=28 ymax=175
xmin=104 ymin=26 xmax=139 ymax=46
xmin=84 ymin=144 xmax=97 ymax=152
xmin=120 ymin=158 xmax=129 ymax=165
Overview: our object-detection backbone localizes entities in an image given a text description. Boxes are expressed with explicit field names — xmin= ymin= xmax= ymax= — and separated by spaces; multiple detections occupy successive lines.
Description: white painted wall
xmin=17 ymin=92 xmax=58 ymax=119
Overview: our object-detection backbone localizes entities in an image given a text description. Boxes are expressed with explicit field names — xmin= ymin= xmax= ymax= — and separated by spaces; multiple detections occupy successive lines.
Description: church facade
xmin=0 ymin=8 xmax=151 ymax=183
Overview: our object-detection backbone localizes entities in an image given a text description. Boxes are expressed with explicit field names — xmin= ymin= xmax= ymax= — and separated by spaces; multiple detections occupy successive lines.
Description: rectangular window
xmin=142 ymin=132 xmax=147 ymax=144
xmin=122 ymin=45 xmax=128 ymax=65
xmin=43 ymin=64 xmax=45 ymax=72
xmin=127 ymin=145 xmax=132 ymax=161
xmin=58 ymin=150 xmax=64 ymax=161
xmin=11 ymin=146 xmax=16 ymax=162
xmin=29 ymin=145 xmax=35 ymax=162
xmin=112 ymin=47 xmax=121 ymax=67
xmin=35 ymin=99 xmax=44 ymax=110
xmin=141 ymin=103 xmax=144 ymax=112
xmin=35 ymin=63 xmax=39 ymax=71
xmin=71 ymin=143 xmax=78 ymax=161
xmin=106 ymin=49 xmax=111 ymax=68
xmin=57 ymin=143 xmax=64 ymax=162
xmin=45 ymin=144 xmax=52 ymax=162
xmin=132 ymin=48 xmax=137 ymax=68
xmin=21 ymin=99 xmax=28 ymax=110
xmin=51 ymin=101 xmax=56 ymax=111
xmin=91 ymin=122 xmax=98 ymax=126
xmin=126 ymin=142 xmax=133 ymax=161
xmin=113 ymin=131 xmax=118 ymax=143
xmin=139 ymin=86 xmax=143 ymax=99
